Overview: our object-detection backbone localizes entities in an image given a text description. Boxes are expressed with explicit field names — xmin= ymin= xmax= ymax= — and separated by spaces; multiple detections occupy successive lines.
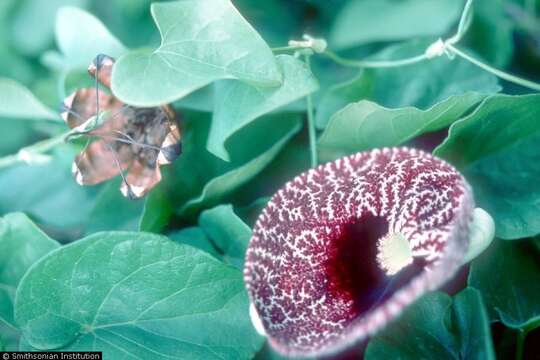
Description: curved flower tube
xmin=244 ymin=147 xmax=474 ymax=357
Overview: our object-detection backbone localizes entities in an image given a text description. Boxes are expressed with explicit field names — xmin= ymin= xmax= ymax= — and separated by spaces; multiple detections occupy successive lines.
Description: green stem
xmin=0 ymin=129 xmax=75 ymax=169
xmin=271 ymin=45 xmax=304 ymax=52
xmin=454 ymin=0 xmax=474 ymax=41
xmin=0 ymin=154 xmax=18 ymax=168
xmin=323 ymin=50 xmax=428 ymax=68
xmin=447 ymin=44 xmax=540 ymax=91
xmin=515 ymin=328 xmax=527 ymax=360
xmin=304 ymin=54 xmax=318 ymax=168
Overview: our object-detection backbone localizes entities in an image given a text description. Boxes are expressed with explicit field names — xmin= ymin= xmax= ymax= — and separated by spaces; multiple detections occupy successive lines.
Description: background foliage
xmin=0 ymin=0 xmax=539 ymax=358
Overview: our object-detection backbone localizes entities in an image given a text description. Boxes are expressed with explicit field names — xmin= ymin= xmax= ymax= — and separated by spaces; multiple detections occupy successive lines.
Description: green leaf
xmin=0 ymin=79 xmax=59 ymax=121
xmin=176 ymin=85 xmax=215 ymax=112
xmin=435 ymin=94 xmax=540 ymax=239
xmin=85 ymin=180 xmax=145 ymax=235
xmin=365 ymin=288 xmax=495 ymax=360
xmin=0 ymin=121 xmax=35 ymax=157
xmin=168 ymin=227 xmax=221 ymax=259
xmin=229 ymin=131 xmax=310 ymax=211
xmin=464 ymin=0 xmax=515 ymax=68
xmin=233 ymin=0 xmax=301 ymax=46
xmin=330 ymin=0 xmax=464 ymax=50
xmin=111 ymin=0 xmax=281 ymax=106
xmin=151 ymin=111 xmax=300 ymax=220
xmin=316 ymin=40 xmax=500 ymax=129
xmin=0 ymin=213 xmax=60 ymax=328
xmin=180 ymin=115 xmax=301 ymax=217
xmin=138 ymin=185 xmax=174 ymax=233
xmin=54 ymin=6 xmax=127 ymax=69
xmin=0 ymin=321 xmax=19 ymax=351
xmin=465 ymin=131 xmax=540 ymax=239
xmin=469 ymin=239 xmax=540 ymax=330
xmin=0 ymin=146 xmax=99 ymax=234
xmin=11 ymin=0 xmax=87 ymax=56
xmin=199 ymin=205 xmax=251 ymax=269
xmin=15 ymin=232 xmax=264 ymax=358
xmin=208 ymin=54 xmax=318 ymax=160
xmin=84 ymin=0 xmax=160 ymax=49
xmin=318 ymin=93 xmax=485 ymax=160
xmin=235 ymin=197 xmax=271 ymax=228
xmin=434 ymin=94 xmax=540 ymax=168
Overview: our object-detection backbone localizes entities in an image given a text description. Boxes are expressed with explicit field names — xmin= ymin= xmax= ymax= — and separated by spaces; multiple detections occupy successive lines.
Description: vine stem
xmin=304 ymin=54 xmax=318 ymax=168
xmin=0 ymin=128 xmax=76 ymax=169
xmin=447 ymin=44 xmax=540 ymax=91
xmin=323 ymin=50 xmax=428 ymax=68
xmin=315 ymin=0 xmax=540 ymax=92
xmin=272 ymin=45 xmax=305 ymax=52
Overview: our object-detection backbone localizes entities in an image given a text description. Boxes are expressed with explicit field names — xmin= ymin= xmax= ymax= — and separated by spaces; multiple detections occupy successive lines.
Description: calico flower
xmin=244 ymin=147 xmax=473 ymax=357
xmin=61 ymin=54 xmax=181 ymax=199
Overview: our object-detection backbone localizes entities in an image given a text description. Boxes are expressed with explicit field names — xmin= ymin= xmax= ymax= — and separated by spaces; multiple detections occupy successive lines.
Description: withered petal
xmin=63 ymin=54 xmax=183 ymax=199
xmin=121 ymin=160 xmax=162 ymax=199
xmin=157 ymin=122 xmax=182 ymax=165
xmin=73 ymin=140 xmax=132 ymax=185
xmin=61 ymin=88 xmax=118 ymax=129
xmin=88 ymin=54 xmax=114 ymax=88
xmin=88 ymin=104 xmax=131 ymax=136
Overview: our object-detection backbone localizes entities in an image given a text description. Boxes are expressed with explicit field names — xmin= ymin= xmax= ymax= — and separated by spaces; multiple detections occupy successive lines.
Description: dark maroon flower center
xmin=325 ymin=214 xmax=425 ymax=319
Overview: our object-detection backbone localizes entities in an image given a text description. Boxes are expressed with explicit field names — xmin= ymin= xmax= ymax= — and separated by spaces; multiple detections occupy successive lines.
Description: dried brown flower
xmin=61 ymin=54 xmax=181 ymax=199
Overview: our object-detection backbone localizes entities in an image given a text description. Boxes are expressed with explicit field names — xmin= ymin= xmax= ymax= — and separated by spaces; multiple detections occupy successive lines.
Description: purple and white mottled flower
xmin=244 ymin=147 xmax=474 ymax=357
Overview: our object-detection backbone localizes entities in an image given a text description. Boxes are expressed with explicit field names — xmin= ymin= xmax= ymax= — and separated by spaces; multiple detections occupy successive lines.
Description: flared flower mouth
xmin=60 ymin=54 xmax=182 ymax=199
xmin=244 ymin=147 xmax=474 ymax=357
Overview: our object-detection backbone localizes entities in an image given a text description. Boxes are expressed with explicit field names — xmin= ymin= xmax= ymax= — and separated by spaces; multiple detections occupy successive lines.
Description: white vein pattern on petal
xmin=244 ymin=147 xmax=473 ymax=357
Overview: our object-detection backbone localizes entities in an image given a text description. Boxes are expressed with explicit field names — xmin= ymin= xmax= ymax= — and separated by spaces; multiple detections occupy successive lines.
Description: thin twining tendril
xmin=90 ymin=131 xmax=162 ymax=152
xmin=103 ymin=140 xmax=133 ymax=197
xmin=83 ymin=62 xmax=133 ymax=194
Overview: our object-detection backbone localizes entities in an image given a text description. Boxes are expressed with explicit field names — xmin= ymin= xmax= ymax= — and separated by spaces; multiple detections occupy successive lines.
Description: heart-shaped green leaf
xmin=111 ymin=0 xmax=281 ymax=106
xmin=15 ymin=232 xmax=264 ymax=358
